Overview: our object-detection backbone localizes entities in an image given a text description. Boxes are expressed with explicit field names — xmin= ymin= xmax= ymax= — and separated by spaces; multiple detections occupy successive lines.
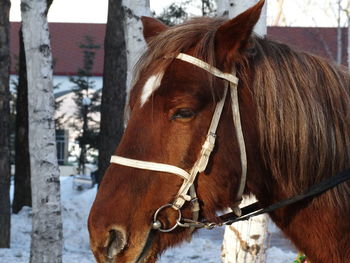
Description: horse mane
xmin=132 ymin=17 xmax=350 ymax=208
xmin=242 ymin=38 xmax=350 ymax=207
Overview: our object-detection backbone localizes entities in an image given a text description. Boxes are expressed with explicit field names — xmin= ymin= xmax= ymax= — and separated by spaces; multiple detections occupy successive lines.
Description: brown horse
xmin=88 ymin=1 xmax=350 ymax=262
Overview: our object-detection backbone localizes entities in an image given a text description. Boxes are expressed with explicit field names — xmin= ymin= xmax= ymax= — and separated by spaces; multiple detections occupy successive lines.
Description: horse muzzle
xmin=89 ymin=226 xmax=126 ymax=263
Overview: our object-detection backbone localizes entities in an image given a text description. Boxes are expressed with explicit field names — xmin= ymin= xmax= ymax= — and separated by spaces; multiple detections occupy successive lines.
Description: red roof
xmin=9 ymin=22 xmax=348 ymax=76
xmin=10 ymin=22 xmax=105 ymax=76
xmin=267 ymin=26 xmax=348 ymax=66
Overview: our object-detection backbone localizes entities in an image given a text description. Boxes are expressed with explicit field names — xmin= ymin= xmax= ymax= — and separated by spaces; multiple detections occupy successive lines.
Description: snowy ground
xmin=1 ymin=177 xmax=297 ymax=262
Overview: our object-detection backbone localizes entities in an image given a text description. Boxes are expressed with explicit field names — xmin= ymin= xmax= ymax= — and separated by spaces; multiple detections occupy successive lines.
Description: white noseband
xmin=110 ymin=53 xmax=247 ymax=231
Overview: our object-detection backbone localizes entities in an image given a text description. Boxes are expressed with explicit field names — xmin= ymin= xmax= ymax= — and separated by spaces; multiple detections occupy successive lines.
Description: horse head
xmin=88 ymin=0 xmax=350 ymax=261
xmin=88 ymin=1 xmax=265 ymax=262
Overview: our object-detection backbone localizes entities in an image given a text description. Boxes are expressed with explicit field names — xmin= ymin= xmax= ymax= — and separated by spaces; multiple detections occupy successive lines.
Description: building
xmin=10 ymin=22 xmax=349 ymax=76
xmin=9 ymin=22 xmax=349 ymax=164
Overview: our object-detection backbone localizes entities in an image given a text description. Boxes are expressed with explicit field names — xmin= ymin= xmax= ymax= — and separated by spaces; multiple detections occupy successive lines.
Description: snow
xmin=2 ymin=177 xmax=96 ymax=262
xmin=1 ymin=177 xmax=297 ymax=262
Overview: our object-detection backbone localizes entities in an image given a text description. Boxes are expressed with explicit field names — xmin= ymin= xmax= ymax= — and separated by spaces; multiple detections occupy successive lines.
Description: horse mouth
xmin=99 ymin=227 xmax=156 ymax=263
xmin=135 ymin=229 xmax=156 ymax=263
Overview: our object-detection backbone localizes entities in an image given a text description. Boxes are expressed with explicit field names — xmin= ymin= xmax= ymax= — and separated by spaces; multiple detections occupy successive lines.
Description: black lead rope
xmin=203 ymin=168 xmax=350 ymax=226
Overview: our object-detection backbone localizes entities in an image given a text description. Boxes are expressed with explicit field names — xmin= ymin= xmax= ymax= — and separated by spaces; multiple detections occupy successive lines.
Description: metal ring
xmin=152 ymin=204 xmax=182 ymax=233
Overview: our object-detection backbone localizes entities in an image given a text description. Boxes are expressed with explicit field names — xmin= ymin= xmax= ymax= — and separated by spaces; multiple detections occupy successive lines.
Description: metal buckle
xmin=152 ymin=204 xmax=182 ymax=232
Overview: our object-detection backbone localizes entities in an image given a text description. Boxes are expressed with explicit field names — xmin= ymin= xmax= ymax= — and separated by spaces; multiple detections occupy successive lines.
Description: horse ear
xmin=215 ymin=0 xmax=265 ymax=69
xmin=141 ymin=16 xmax=168 ymax=44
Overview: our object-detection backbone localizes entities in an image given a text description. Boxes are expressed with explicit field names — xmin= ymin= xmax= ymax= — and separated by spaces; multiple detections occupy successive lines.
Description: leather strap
xmin=109 ymin=155 xmax=190 ymax=180
xmin=110 ymin=87 xmax=229 ymax=211
xmin=229 ymin=79 xmax=247 ymax=205
xmin=176 ymin=53 xmax=239 ymax=84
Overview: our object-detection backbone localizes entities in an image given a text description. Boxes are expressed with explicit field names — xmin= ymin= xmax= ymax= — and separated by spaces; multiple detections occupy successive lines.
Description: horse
xmin=88 ymin=1 xmax=350 ymax=262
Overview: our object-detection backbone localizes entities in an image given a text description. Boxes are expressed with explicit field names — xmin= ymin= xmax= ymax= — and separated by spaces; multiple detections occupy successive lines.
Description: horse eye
xmin=171 ymin=108 xmax=196 ymax=121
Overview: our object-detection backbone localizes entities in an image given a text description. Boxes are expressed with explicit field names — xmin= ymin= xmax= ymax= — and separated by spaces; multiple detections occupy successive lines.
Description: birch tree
xmin=347 ymin=2 xmax=350 ymax=68
xmin=337 ymin=0 xmax=343 ymax=64
xmin=21 ymin=0 xmax=62 ymax=262
xmin=342 ymin=0 xmax=350 ymax=68
xmin=217 ymin=1 xmax=268 ymax=263
xmin=217 ymin=0 xmax=266 ymax=35
xmin=122 ymin=0 xmax=150 ymax=96
xmin=273 ymin=0 xmax=285 ymax=26
xmin=98 ymin=0 xmax=149 ymax=183
xmin=0 ymin=0 xmax=11 ymax=248
xmin=98 ymin=0 xmax=127 ymax=184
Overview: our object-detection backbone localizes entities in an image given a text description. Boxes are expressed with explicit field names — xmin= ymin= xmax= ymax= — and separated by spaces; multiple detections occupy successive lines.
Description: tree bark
xmin=98 ymin=0 xmax=150 ymax=184
xmin=348 ymin=16 xmax=350 ymax=68
xmin=12 ymin=27 xmax=32 ymax=214
xmin=337 ymin=0 xmax=342 ymax=65
xmin=347 ymin=1 xmax=350 ymax=69
xmin=273 ymin=0 xmax=285 ymax=26
xmin=98 ymin=0 xmax=127 ymax=184
xmin=221 ymin=197 xmax=268 ymax=263
xmin=217 ymin=0 xmax=267 ymax=36
xmin=217 ymin=1 xmax=268 ymax=263
xmin=0 ymin=0 xmax=11 ymax=249
xmin=21 ymin=0 xmax=63 ymax=262
xmin=122 ymin=0 xmax=150 ymax=98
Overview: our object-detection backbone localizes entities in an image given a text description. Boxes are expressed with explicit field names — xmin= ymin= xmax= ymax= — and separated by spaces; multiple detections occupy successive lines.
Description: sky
xmin=9 ymin=0 xmax=347 ymax=27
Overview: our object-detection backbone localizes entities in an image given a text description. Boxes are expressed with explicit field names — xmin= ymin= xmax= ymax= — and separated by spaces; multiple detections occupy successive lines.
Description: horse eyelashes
xmin=171 ymin=108 xmax=196 ymax=120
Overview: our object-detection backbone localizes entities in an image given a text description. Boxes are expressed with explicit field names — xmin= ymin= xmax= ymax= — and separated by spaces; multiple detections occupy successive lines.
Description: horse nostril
xmin=106 ymin=229 xmax=126 ymax=259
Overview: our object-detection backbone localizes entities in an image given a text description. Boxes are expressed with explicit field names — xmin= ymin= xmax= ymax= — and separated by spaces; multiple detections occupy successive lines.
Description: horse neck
xmin=232 ymin=40 xmax=350 ymax=263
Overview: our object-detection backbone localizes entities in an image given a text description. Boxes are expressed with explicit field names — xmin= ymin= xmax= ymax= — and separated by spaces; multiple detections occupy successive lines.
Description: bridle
xmin=110 ymin=52 xmax=248 ymax=232
xmin=110 ymin=53 xmax=350 ymax=233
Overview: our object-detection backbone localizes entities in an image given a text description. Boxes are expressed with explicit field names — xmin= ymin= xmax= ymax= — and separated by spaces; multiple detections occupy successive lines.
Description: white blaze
xmin=140 ymin=72 xmax=164 ymax=106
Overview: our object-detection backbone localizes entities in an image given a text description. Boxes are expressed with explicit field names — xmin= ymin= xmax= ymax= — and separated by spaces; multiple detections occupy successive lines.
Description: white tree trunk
xmin=217 ymin=0 xmax=267 ymax=36
xmin=21 ymin=0 xmax=63 ymax=262
xmin=273 ymin=0 xmax=285 ymax=26
xmin=348 ymin=16 xmax=350 ymax=68
xmin=122 ymin=0 xmax=150 ymax=94
xmin=221 ymin=197 xmax=268 ymax=263
xmin=337 ymin=0 xmax=342 ymax=65
xmin=217 ymin=1 xmax=268 ymax=263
